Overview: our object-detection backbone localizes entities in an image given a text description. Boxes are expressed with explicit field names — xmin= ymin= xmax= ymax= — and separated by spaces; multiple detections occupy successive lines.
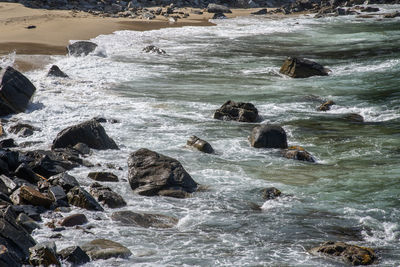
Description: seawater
xmin=3 ymin=5 xmax=400 ymax=266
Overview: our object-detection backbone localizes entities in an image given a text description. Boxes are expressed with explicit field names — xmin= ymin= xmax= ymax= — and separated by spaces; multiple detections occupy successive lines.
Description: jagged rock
xmin=52 ymin=119 xmax=118 ymax=150
xmin=361 ymin=6 xmax=380 ymax=12
xmin=0 ymin=66 xmax=36 ymax=116
xmin=251 ymin=8 xmax=268 ymax=15
xmin=0 ymin=175 xmax=17 ymax=194
xmin=16 ymin=213 xmax=40 ymax=234
xmin=128 ymin=148 xmax=198 ymax=197
xmin=111 ymin=210 xmax=178 ymax=228
xmin=10 ymin=185 xmax=53 ymax=208
xmin=66 ymin=186 xmax=104 ymax=211
xmin=207 ymin=3 xmax=232 ymax=13
xmin=67 ymin=41 xmax=98 ymax=56
xmin=87 ymin=172 xmax=119 ymax=182
xmin=59 ymin=213 xmax=88 ymax=227
xmin=0 ymin=138 xmax=17 ymax=148
xmin=282 ymin=146 xmax=316 ymax=163
xmin=342 ymin=113 xmax=364 ymax=123
xmin=142 ymin=45 xmax=166 ymax=54
xmin=0 ymin=245 xmax=21 ymax=267
xmin=249 ymin=124 xmax=288 ymax=149
xmin=48 ymin=172 xmax=80 ymax=193
xmin=14 ymin=163 xmax=41 ymax=184
xmin=47 ymin=65 xmax=69 ymax=78
xmin=89 ymin=182 xmax=126 ymax=208
xmin=58 ymin=246 xmax=90 ymax=265
xmin=29 ymin=242 xmax=60 ymax=266
xmin=279 ymin=57 xmax=330 ymax=78
xmin=81 ymin=239 xmax=132 ymax=260
xmin=317 ymin=100 xmax=335 ymax=111
xmin=262 ymin=187 xmax=282 ymax=200
xmin=10 ymin=205 xmax=45 ymax=221
xmin=48 ymin=186 xmax=68 ymax=207
xmin=0 ymin=149 xmax=19 ymax=173
xmin=212 ymin=12 xmax=227 ymax=19
xmin=309 ymin=241 xmax=376 ymax=265
xmin=72 ymin=143 xmax=91 ymax=155
xmin=214 ymin=100 xmax=260 ymax=122
xmin=186 ymin=135 xmax=214 ymax=154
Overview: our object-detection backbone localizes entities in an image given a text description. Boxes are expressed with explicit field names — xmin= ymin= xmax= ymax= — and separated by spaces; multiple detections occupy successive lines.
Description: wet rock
xmin=111 ymin=210 xmax=178 ymax=228
xmin=67 ymin=41 xmax=98 ymax=57
xmin=89 ymin=182 xmax=126 ymax=208
xmin=212 ymin=12 xmax=227 ymax=19
xmin=309 ymin=241 xmax=376 ymax=265
xmin=0 ymin=245 xmax=20 ymax=267
xmin=87 ymin=172 xmax=119 ymax=182
xmin=0 ymin=149 xmax=19 ymax=173
xmin=317 ymin=100 xmax=335 ymax=111
xmin=142 ymin=45 xmax=166 ymax=54
xmin=0 ymin=138 xmax=17 ymax=148
xmin=158 ymin=189 xmax=190 ymax=198
xmin=48 ymin=172 xmax=80 ymax=193
xmin=207 ymin=3 xmax=232 ymax=13
xmin=58 ymin=246 xmax=90 ymax=265
xmin=214 ymin=100 xmax=260 ymax=122
xmin=128 ymin=148 xmax=198 ymax=197
xmin=251 ymin=8 xmax=268 ymax=15
xmin=360 ymin=6 xmax=380 ymax=12
xmin=0 ymin=174 xmax=17 ymax=194
xmin=0 ymin=192 xmax=11 ymax=205
xmin=81 ymin=239 xmax=132 ymax=260
xmin=342 ymin=113 xmax=364 ymax=123
xmin=72 ymin=142 xmax=91 ymax=155
xmin=14 ymin=163 xmax=41 ymax=184
xmin=48 ymin=186 xmax=68 ymax=207
xmin=47 ymin=65 xmax=69 ymax=78
xmin=383 ymin=11 xmax=400 ymax=18
xmin=249 ymin=124 xmax=288 ymax=149
xmin=282 ymin=146 xmax=316 ymax=163
xmin=52 ymin=119 xmax=118 ymax=150
xmin=29 ymin=242 xmax=60 ymax=266
xmin=262 ymin=187 xmax=282 ymax=200
xmin=10 ymin=205 xmax=45 ymax=221
xmin=16 ymin=213 xmax=40 ymax=234
xmin=279 ymin=57 xmax=330 ymax=78
xmin=59 ymin=213 xmax=88 ymax=227
xmin=248 ymin=202 xmax=262 ymax=211
xmin=0 ymin=66 xmax=36 ymax=116
xmin=67 ymin=186 xmax=104 ymax=211
xmin=186 ymin=135 xmax=214 ymax=154
xmin=10 ymin=185 xmax=53 ymax=208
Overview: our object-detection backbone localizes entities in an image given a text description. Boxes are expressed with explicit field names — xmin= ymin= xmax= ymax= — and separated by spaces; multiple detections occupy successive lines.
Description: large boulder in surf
xmin=0 ymin=66 xmax=36 ymax=116
xmin=89 ymin=182 xmax=126 ymax=209
xmin=214 ymin=100 xmax=260 ymax=122
xmin=81 ymin=239 xmax=132 ymax=260
xmin=67 ymin=41 xmax=97 ymax=57
xmin=66 ymin=186 xmax=104 ymax=211
xmin=186 ymin=135 xmax=214 ymax=154
xmin=47 ymin=65 xmax=69 ymax=78
xmin=279 ymin=57 xmax=330 ymax=78
xmin=128 ymin=148 xmax=198 ymax=197
xmin=249 ymin=124 xmax=288 ymax=149
xmin=309 ymin=241 xmax=376 ymax=265
xmin=52 ymin=119 xmax=118 ymax=150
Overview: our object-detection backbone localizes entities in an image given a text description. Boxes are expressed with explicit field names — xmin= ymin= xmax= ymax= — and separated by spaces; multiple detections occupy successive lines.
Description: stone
xmin=342 ymin=113 xmax=364 ymax=123
xmin=251 ymin=8 xmax=268 ymax=15
xmin=48 ymin=172 xmax=80 ymax=192
xmin=47 ymin=65 xmax=69 ymax=78
xmin=16 ymin=213 xmax=40 ymax=234
xmin=89 ymin=182 xmax=126 ymax=208
xmin=67 ymin=41 xmax=98 ymax=56
xmin=59 ymin=213 xmax=88 ymax=227
xmin=67 ymin=186 xmax=104 ymax=211
xmin=143 ymin=12 xmax=156 ymax=19
xmin=49 ymin=186 xmax=68 ymax=207
xmin=29 ymin=242 xmax=60 ymax=266
xmin=383 ymin=11 xmax=400 ymax=18
xmin=207 ymin=3 xmax=232 ymax=13
xmin=262 ymin=187 xmax=282 ymax=200
xmin=10 ymin=185 xmax=53 ymax=208
xmin=317 ymin=100 xmax=335 ymax=111
xmin=279 ymin=57 xmax=330 ymax=78
xmin=212 ymin=12 xmax=227 ymax=19
xmin=158 ymin=189 xmax=190 ymax=198
xmin=72 ymin=142 xmax=91 ymax=155
xmin=214 ymin=100 xmax=260 ymax=122
xmin=111 ymin=210 xmax=178 ymax=228
xmin=309 ymin=241 xmax=376 ymax=265
xmin=87 ymin=172 xmax=119 ymax=182
xmin=0 ymin=175 xmax=17 ymax=194
xmin=52 ymin=119 xmax=118 ymax=150
xmin=128 ymin=148 xmax=198 ymax=197
xmin=0 ymin=245 xmax=20 ymax=267
xmin=10 ymin=205 xmax=45 ymax=221
xmin=186 ymin=135 xmax=214 ymax=154
xmin=361 ymin=6 xmax=380 ymax=12
xmin=143 ymin=45 xmax=166 ymax=54
xmin=0 ymin=138 xmax=17 ymax=148
xmin=81 ymin=239 xmax=132 ymax=260
xmin=249 ymin=124 xmax=288 ymax=149
xmin=8 ymin=122 xmax=38 ymax=137
xmin=0 ymin=66 xmax=36 ymax=116
xmin=0 ymin=149 xmax=19 ymax=173
xmin=58 ymin=246 xmax=90 ymax=265
xmin=282 ymin=146 xmax=316 ymax=163
xmin=14 ymin=163 xmax=41 ymax=184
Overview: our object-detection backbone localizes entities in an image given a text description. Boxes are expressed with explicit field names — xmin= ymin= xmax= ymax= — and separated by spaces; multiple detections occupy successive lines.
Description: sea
xmin=1 ymin=4 xmax=400 ymax=266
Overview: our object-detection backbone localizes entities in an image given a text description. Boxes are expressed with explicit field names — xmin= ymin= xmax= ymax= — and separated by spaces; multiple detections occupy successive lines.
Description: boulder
xmin=0 ymin=245 xmax=20 ymax=267
xmin=342 ymin=113 xmax=364 ymax=123
xmin=0 ymin=66 xmax=36 ymax=116
xmin=207 ymin=3 xmax=232 ymax=13
xmin=317 ymin=100 xmax=335 ymax=111
xmin=128 ymin=148 xmax=198 ymax=197
xmin=361 ymin=6 xmax=379 ymax=12
xmin=262 ymin=187 xmax=282 ymax=200
xmin=72 ymin=143 xmax=91 ymax=155
xmin=58 ymin=246 xmax=90 ymax=265
xmin=214 ymin=100 xmax=260 ymax=122
xmin=29 ymin=242 xmax=60 ymax=266
xmin=81 ymin=239 xmax=132 ymax=260
xmin=67 ymin=41 xmax=98 ymax=57
xmin=87 ymin=172 xmax=119 ymax=182
xmin=186 ymin=135 xmax=214 ymax=154
xmin=16 ymin=213 xmax=40 ymax=234
xmin=0 ymin=138 xmax=17 ymax=148
xmin=51 ymin=119 xmax=118 ymax=150
xmin=14 ymin=163 xmax=41 ymax=184
xmin=59 ymin=213 xmax=88 ymax=227
xmin=10 ymin=185 xmax=53 ymax=208
xmin=142 ymin=45 xmax=166 ymax=54
xmin=279 ymin=57 xmax=330 ymax=78
xmin=48 ymin=172 xmax=80 ymax=193
xmin=89 ymin=182 xmax=126 ymax=208
xmin=309 ymin=241 xmax=376 ymax=265
xmin=249 ymin=124 xmax=288 ymax=149
xmin=47 ymin=65 xmax=69 ymax=78
xmin=212 ymin=12 xmax=227 ymax=19
xmin=48 ymin=185 xmax=68 ymax=207
xmin=0 ymin=174 xmax=17 ymax=194
xmin=251 ymin=8 xmax=268 ymax=15
xmin=66 ymin=186 xmax=104 ymax=211
xmin=10 ymin=205 xmax=45 ymax=221
xmin=282 ymin=146 xmax=316 ymax=163
xmin=111 ymin=210 xmax=178 ymax=228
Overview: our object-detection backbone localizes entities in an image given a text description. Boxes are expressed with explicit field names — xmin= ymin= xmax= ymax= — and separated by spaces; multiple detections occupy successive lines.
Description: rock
xmin=87 ymin=172 xmax=119 ymax=182
xmin=14 ymin=163 xmax=41 ymax=184
xmin=48 ymin=186 xmax=67 ymax=206
xmin=47 ymin=65 xmax=69 ymax=78
xmin=142 ymin=45 xmax=166 ymax=54
xmin=383 ymin=11 xmax=400 ymax=18
xmin=10 ymin=185 xmax=53 ymax=208
xmin=309 ymin=241 xmax=376 ymax=265
xmin=58 ymin=246 xmax=90 ymax=265
xmin=212 ymin=12 xmax=227 ymax=19
xmin=10 ymin=205 xmax=45 ymax=221
xmin=52 ymin=119 xmax=118 ymax=150
xmin=8 ymin=123 xmax=39 ymax=137
xmin=282 ymin=146 xmax=316 ymax=163
xmin=0 ymin=245 xmax=20 ymax=267
xmin=158 ymin=189 xmax=190 ymax=198
xmin=361 ymin=6 xmax=380 ymax=12
xmin=214 ymin=100 xmax=260 ymax=122
xmin=186 ymin=135 xmax=214 ymax=154
xmin=16 ymin=213 xmax=40 ymax=234
xmin=142 ymin=12 xmax=156 ymax=19
xmin=279 ymin=57 xmax=330 ymax=78
xmin=89 ymin=182 xmax=126 ymax=208
xmin=0 ymin=138 xmax=17 ymax=148
xmin=207 ymin=3 xmax=232 ymax=13
xmin=81 ymin=239 xmax=132 ymax=260
xmin=251 ymin=8 xmax=268 ymax=15
xmin=317 ymin=100 xmax=335 ymax=111
xmin=128 ymin=148 xmax=198 ymax=197
xmin=48 ymin=172 xmax=80 ymax=193
xmin=111 ymin=210 xmax=178 ymax=228
xmin=72 ymin=143 xmax=91 ymax=155
xmin=59 ymin=213 xmax=88 ymax=227
xmin=67 ymin=186 xmax=104 ymax=211
xmin=0 ymin=149 xmax=19 ymax=173
xmin=249 ymin=124 xmax=288 ymax=149
xmin=0 ymin=175 xmax=17 ymax=194
xmin=262 ymin=187 xmax=282 ymax=200
xmin=29 ymin=242 xmax=60 ymax=266
xmin=0 ymin=66 xmax=36 ymax=116
xmin=342 ymin=113 xmax=364 ymax=123
xmin=67 ymin=41 xmax=98 ymax=56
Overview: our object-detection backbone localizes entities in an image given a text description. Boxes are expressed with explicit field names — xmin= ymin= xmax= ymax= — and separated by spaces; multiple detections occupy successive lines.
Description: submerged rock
xmin=67 ymin=41 xmax=97 ymax=56
xmin=186 ymin=135 xmax=214 ymax=154
xmin=282 ymin=146 xmax=316 ymax=163
xmin=111 ymin=210 xmax=178 ymax=228
xmin=8 ymin=123 xmax=40 ymax=137
xmin=214 ymin=100 xmax=260 ymax=122
xmin=81 ymin=239 xmax=132 ymax=260
xmin=342 ymin=113 xmax=364 ymax=123
xmin=249 ymin=124 xmax=288 ymax=149
xmin=317 ymin=100 xmax=335 ymax=111
xmin=279 ymin=57 xmax=330 ymax=78
xmin=47 ymin=65 xmax=69 ymax=78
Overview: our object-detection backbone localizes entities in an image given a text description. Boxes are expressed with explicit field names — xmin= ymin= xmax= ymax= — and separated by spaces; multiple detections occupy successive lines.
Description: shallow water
xmin=3 ymin=5 xmax=400 ymax=266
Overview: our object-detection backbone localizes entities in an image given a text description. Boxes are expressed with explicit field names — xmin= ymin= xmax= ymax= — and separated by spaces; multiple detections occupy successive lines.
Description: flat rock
xmin=66 ymin=186 xmax=104 ymax=211
xmin=111 ymin=210 xmax=178 ymax=228
xmin=67 ymin=41 xmax=98 ymax=56
xmin=249 ymin=124 xmax=288 ymax=149
xmin=214 ymin=100 xmax=260 ymax=122
xmin=87 ymin=172 xmax=118 ymax=182
xmin=58 ymin=246 xmax=90 ymax=265
xmin=59 ymin=213 xmax=88 ymax=227
xmin=81 ymin=239 xmax=132 ymax=260
xmin=186 ymin=135 xmax=214 ymax=154
xmin=10 ymin=185 xmax=53 ymax=209
xmin=89 ymin=182 xmax=126 ymax=208
xmin=280 ymin=57 xmax=329 ymax=78
xmin=207 ymin=3 xmax=232 ymax=13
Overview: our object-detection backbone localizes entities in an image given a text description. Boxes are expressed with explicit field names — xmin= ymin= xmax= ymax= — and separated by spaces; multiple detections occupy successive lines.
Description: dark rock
xmin=0 ymin=66 xmax=36 ymax=116
xmin=10 ymin=185 xmax=53 ymax=208
xmin=249 ymin=124 xmax=288 ymax=149
xmin=72 ymin=143 xmax=91 ymax=155
xmin=49 ymin=186 xmax=67 ymax=206
xmin=251 ymin=8 xmax=268 ymax=15
xmin=59 ymin=213 xmax=88 ymax=227
xmin=87 ymin=172 xmax=119 ymax=182
xmin=81 ymin=239 xmax=132 ymax=260
xmin=0 ymin=149 xmax=19 ymax=172
xmin=58 ymin=246 xmax=90 ymax=265
xmin=10 ymin=205 xmax=45 ymax=221
xmin=279 ymin=57 xmax=330 ymax=78
xmin=214 ymin=100 xmax=260 ymax=122
xmin=0 ymin=175 xmax=17 ymax=194
xmin=361 ymin=6 xmax=380 ymax=12
xmin=309 ymin=241 xmax=376 ymax=265
xmin=186 ymin=135 xmax=214 ymax=154
xmin=0 ymin=192 xmax=11 ymax=205
xmin=212 ymin=12 xmax=227 ymax=19
xmin=317 ymin=100 xmax=335 ymax=111
xmin=383 ymin=11 xmax=400 ymax=18
xmin=248 ymin=202 xmax=262 ymax=211
xmin=158 ymin=189 xmax=190 ymax=198
xmin=0 ymin=138 xmax=17 ymax=148
xmin=207 ymin=3 xmax=232 ymax=13
xmin=89 ymin=182 xmax=126 ymax=208
xmin=128 ymin=148 xmax=198 ymax=197
xmin=14 ymin=163 xmax=41 ymax=184
xmin=142 ymin=12 xmax=156 ymax=19
xmin=142 ymin=45 xmax=166 ymax=54
xmin=262 ymin=187 xmax=282 ymax=200
xmin=0 ymin=245 xmax=21 ymax=267
xmin=48 ymin=172 xmax=80 ymax=192
xmin=342 ymin=113 xmax=364 ymax=123
xmin=29 ymin=242 xmax=60 ymax=266
xmin=111 ymin=210 xmax=178 ymax=228
xmin=67 ymin=41 xmax=98 ymax=57
xmin=66 ymin=186 xmax=104 ymax=211
xmin=16 ymin=213 xmax=40 ymax=234
xmin=47 ymin=65 xmax=69 ymax=78
xmin=51 ymin=119 xmax=118 ymax=150
xmin=282 ymin=146 xmax=316 ymax=162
